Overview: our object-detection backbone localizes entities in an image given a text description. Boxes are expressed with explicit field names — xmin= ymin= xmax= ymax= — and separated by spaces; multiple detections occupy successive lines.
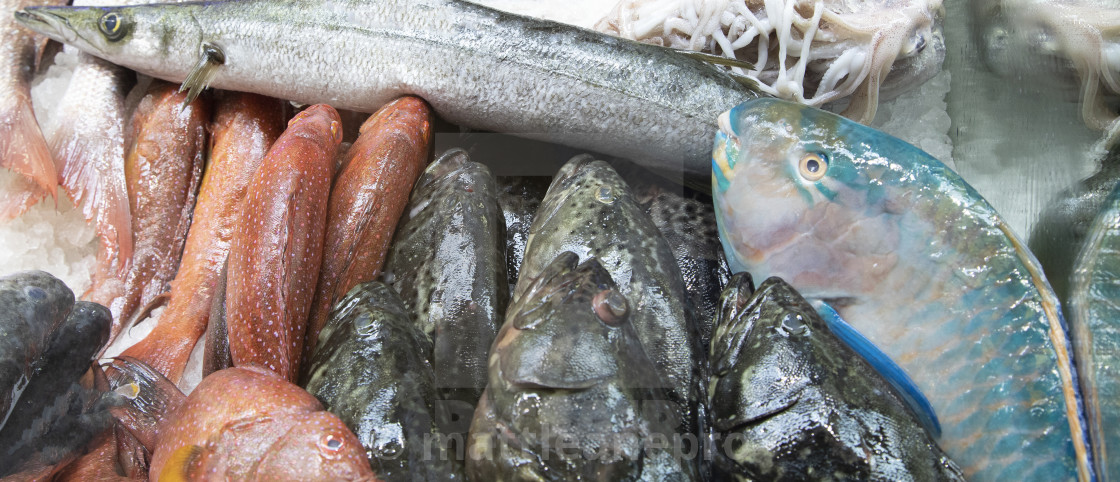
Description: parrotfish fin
xmin=180 ymin=42 xmax=225 ymax=105
xmin=0 ymin=94 xmax=57 ymax=197
xmin=812 ymin=300 xmax=942 ymax=438
xmin=102 ymin=356 xmax=187 ymax=452
xmin=159 ymin=445 xmax=204 ymax=482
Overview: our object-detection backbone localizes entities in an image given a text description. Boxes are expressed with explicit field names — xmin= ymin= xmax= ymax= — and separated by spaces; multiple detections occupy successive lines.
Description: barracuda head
xmin=15 ymin=5 xmax=203 ymax=83
xmin=711 ymin=98 xmax=951 ymax=300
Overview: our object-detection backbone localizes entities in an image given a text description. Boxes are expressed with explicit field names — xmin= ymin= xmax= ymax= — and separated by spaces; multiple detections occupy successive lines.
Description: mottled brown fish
xmin=303 ymin=95 xmax=432 ymax=371
xmin=225 ymin=104 xmax=342 ymax=382
xmin=122 ymin=91 xmax=286 ymax=384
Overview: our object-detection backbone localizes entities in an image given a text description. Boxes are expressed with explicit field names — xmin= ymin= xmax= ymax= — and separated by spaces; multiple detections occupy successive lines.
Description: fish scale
xmin=713 ymin=98 xmax=1091 ymax=481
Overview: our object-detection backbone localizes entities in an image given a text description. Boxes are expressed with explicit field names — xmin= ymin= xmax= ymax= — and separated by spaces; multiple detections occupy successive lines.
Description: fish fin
xmin=674 ymin=50 xmax=761 ymax=91
xmin=812 ymin=300 xmax=942 ymax=438
xmin=0 ymin=92 xmax=57 ymax=197
xmin=179 ymin=42 xmax=225 ymax=105
xmin=0 ymin=174 xmax=48 ymax=220
xmin=102 ymin=356 xmax=187 ymax=451
xmin=159 ymin=445 xmax=204 ymax=482
xmin=710 ymin=272 xmax=756 ymax=376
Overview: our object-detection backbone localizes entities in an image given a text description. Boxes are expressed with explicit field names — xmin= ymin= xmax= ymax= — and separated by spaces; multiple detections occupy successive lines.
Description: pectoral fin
xmin=180 ymin=42 xmax=225 ymax=104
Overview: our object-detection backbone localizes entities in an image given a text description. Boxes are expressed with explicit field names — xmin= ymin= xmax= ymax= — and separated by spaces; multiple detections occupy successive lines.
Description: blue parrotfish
xmin=712 ymin=98 xmax=1092 ymax=481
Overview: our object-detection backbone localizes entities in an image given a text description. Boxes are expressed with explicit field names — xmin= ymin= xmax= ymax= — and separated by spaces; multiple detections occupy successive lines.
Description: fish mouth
xmin=15 ymin=8 xmax=78 ymax=44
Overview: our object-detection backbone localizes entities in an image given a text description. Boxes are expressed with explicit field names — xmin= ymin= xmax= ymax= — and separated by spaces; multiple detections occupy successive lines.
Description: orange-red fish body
xmin=303 ymin=96 xmax=432 ymax=367
xmin=121 ymin=92 xmax=286 ymax=383
xmin=225 ymin=104 xmax=342 ymax=382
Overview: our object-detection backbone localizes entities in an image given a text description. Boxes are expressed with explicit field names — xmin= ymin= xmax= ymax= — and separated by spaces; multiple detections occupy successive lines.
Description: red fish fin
xmin=102 ymin=356 xmax=187 ymax=453
xmin=0 ymin=95 xmax=57 ymax=197
xmin=158 ymin=445 xmax=204 ymax=482
xmin=0 ymin=173 xmax=47 ymax=220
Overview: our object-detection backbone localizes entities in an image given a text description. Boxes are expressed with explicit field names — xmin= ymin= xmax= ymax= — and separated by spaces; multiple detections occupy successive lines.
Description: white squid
xmin=595 ymin=0 xmax=946 ymax=124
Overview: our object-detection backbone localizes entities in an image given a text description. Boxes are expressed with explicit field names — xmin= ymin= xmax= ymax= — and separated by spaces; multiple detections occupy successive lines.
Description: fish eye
xmin=318 ymin=434 xmax=345 ymax=459
xmin=798 ymin=153 xmax=828 ymax=182
xmin=593 ymin=289 xmax=628 ymax=325
xmin=98 ymin=11 xmax=128 ymax=41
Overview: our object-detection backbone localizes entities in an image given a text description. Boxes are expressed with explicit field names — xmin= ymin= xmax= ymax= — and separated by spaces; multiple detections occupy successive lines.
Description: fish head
xmin=15 ymin=4 xmax=204 ymax=77
xmin=495 ymin=252 xmax=638 ymax=391
xmin=252 ymin=412 xmax=374 ymax=480
xmin=713 ymin=98 xmax=934 ymax=301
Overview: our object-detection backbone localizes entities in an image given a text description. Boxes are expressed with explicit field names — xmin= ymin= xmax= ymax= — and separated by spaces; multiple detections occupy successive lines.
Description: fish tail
xmin=0 ymin=93 xmax=57 ymax=198
xmin=0 ymin=173 xmax=48 ymax=220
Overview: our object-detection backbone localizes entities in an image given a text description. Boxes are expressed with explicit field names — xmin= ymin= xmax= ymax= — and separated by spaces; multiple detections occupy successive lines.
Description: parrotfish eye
xmin=98 ymin=11 xmax=127 ymax=41
xmin=592 ymin=289 xmax=628 ymax=325
xmin=798 ymin=152 xmax=828 ymax=181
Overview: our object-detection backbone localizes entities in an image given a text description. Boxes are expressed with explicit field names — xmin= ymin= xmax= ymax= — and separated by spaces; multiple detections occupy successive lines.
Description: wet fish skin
xmin=203 ymin=258 xmax=232 ymax=377
xmin=518 ymin=155 xmax=700 ymax=436
xmin=713 ymin=98 xmax=1091 ymax=480
xmin=15 ymin=0 xmax=760 ymax=181
xmin=1069 ymin=180 xmax=1120 ymax=481
xmin=304 ymin=96 xmax=433 ymax=372
xmin=122 ymin=91 xmax=286 ymax=384
xmin=105 ymin=358 xmax=372 ymax=480
xmin=709 ymin=274 xmax=964 ymax=481
xmin=0 ymin=270 xmax=75 ymax=432
xmin=225 ymin=104 xmax=342 ymax=382
xmin=496 ymin=176 xmax=551 ymax=294
xmin=384 ymin=148 xmax=507 ymax=424
xmin=0 ymin=301 xmax=113 ymax=477
xmin=303 ymin=281 xmax=459 ymax=481
xmin=467 ymin=252 xmax=698 ymax=481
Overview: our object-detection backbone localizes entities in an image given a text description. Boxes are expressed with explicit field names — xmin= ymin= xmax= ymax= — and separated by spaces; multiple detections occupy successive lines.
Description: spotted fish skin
xmin=0 ymin=270 xmax=74 ymax=432
xmin=712 ymin=98 xmax=1091 ymax=481
xmin=303 ymin=281 xmax=459 ymax=481
xmin=225 ymin=104 xmax=342 ymax=382
xmin=496 ymin=176 xmax=551 ymax=295
xmin=709 ymin=274 xmax=964 ymax=481
xmin=1070 ymin=180 xmax=1120 ymax=481
xmin=518 ymin=155 xmax=700 ymax=437
xmin=383 ymin=148 xmax=507 ymax=424
xmin=467 ymin=252 xmax=698 ymax=481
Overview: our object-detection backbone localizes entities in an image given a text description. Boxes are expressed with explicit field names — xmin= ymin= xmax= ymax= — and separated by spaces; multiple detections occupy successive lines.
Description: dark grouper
xmin=713 ymin=98 xmax=1091 ymax=481
xmin=15 ymin=0 xmax=760 ymax=181
xmin=709 ymin=274 xmax=964 ymax=481
xmin=467 ymin=252 xmax=698 ymax=481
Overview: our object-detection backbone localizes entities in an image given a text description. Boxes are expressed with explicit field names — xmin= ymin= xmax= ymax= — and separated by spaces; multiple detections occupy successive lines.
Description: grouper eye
xmin=99 ymin=11 xmax=128 ymax=41
xmin=798 ymin=152 xmax=828 ymax=182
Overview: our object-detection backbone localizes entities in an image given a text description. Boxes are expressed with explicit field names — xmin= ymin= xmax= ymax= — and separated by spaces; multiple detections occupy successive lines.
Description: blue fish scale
xmin=713 ymin=99 xmax=1091 ymax=481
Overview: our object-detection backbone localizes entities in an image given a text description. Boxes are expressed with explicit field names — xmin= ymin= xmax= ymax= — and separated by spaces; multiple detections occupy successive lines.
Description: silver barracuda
xmin=15 ymin=0 xmax=761 ymax=180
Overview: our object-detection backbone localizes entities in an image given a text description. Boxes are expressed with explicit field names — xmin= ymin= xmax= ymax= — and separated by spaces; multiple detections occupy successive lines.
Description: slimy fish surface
xmin=123 ymin=91 xmax=285 ymax=384
xmin=304 ymin=96 xmax=432 ymax=371
xmin=1069 ymin=179 xmax=1120 ymax=481
xmin=16 ymin=0 xmax=760 ymax=181
xmin=709 ymin=274 xmax=964 ymax=481
xmin=225 ymin=104 xmax=341 ymax=382
xmin=712 ymin=98 xmax=1091 ymax=480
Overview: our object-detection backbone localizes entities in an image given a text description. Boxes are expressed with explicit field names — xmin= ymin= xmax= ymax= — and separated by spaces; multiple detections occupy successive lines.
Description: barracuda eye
xmin=798 ymin=153 xmax=828 ymax=181
xmin=99 ymin=11 xmax=128 ymax=41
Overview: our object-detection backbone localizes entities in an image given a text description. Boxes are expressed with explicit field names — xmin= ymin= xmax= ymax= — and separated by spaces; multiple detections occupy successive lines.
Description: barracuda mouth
xmin=14 ymin=8 xmax=78 ymax=44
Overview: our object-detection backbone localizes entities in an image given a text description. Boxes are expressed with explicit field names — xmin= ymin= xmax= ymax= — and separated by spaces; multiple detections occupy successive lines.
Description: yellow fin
xmin=180 ymin=42 xmax=225 ymax=105
xmin=159 ymin=445 xmax=204 ymax=482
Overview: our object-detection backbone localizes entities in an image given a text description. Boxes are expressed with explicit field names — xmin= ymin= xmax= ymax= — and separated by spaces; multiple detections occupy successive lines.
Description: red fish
xmin=302 ymin=96 xmax=432 ymax=367
xmin=121 ymin=92 xmax=286 ymax=384
xmin=105 ymin=358 xmax=373 ymax=480
xmin=225 ymin=104 xmax=342 ymax=382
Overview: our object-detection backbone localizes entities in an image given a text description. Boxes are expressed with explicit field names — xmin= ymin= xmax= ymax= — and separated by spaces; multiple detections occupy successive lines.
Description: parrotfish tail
xmin=0 ymin=173 xmax=47 ymax=220
xmin=50 ymin=60 xmax=134 ymax=274
xmin=0 ymin=94 xmax=57 ymax=198
xmin=999 ymin=224 xmax=1096 ymax=482
xmin=813 ymin=300 xmax=942 ymax=439
xmin=101 ymin=356 xmax=187 ymax=453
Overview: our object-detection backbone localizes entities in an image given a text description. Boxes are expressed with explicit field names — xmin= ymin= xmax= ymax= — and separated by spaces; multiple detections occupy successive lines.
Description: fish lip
xmin=14 ymin=8 xmax=77 ymax=44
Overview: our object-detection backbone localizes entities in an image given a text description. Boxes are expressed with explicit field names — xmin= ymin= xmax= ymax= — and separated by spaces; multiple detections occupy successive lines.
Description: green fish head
xmin=712 ymin=98 xmax=942 ymax=300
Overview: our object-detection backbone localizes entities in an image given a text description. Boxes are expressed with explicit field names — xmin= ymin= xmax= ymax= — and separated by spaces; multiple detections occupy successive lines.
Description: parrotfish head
xmin=16 ymin=4 xmax=203 ymax=79
xmin=712 ymin=98 xmax=948 ymax=302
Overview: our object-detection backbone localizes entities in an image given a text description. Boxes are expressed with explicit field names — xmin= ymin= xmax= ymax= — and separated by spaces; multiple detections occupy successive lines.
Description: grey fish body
xmin=384 ymin=149 xmax=508 ymax=431
xmin=1069 ymin=180 xmax=1120 ymax=481
xmin=496 ymin=176 xmax=551 ymax=294
xmin=518 ymin=156 xmax=700 ymax=436
xmin=0 ymin=301 xmax=112 ymax=477
xmin=709 ymin=274 xmax=965 ymax=481
xmin=467 ymin=252 xmax=698 ymax=481
xmin=0 ymin=270 xmax=74 ymax=432
xmin=302 ymin=281 xmax=458 ymax=481
xmin=17 ymin=0 xmax=759 ymax=179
